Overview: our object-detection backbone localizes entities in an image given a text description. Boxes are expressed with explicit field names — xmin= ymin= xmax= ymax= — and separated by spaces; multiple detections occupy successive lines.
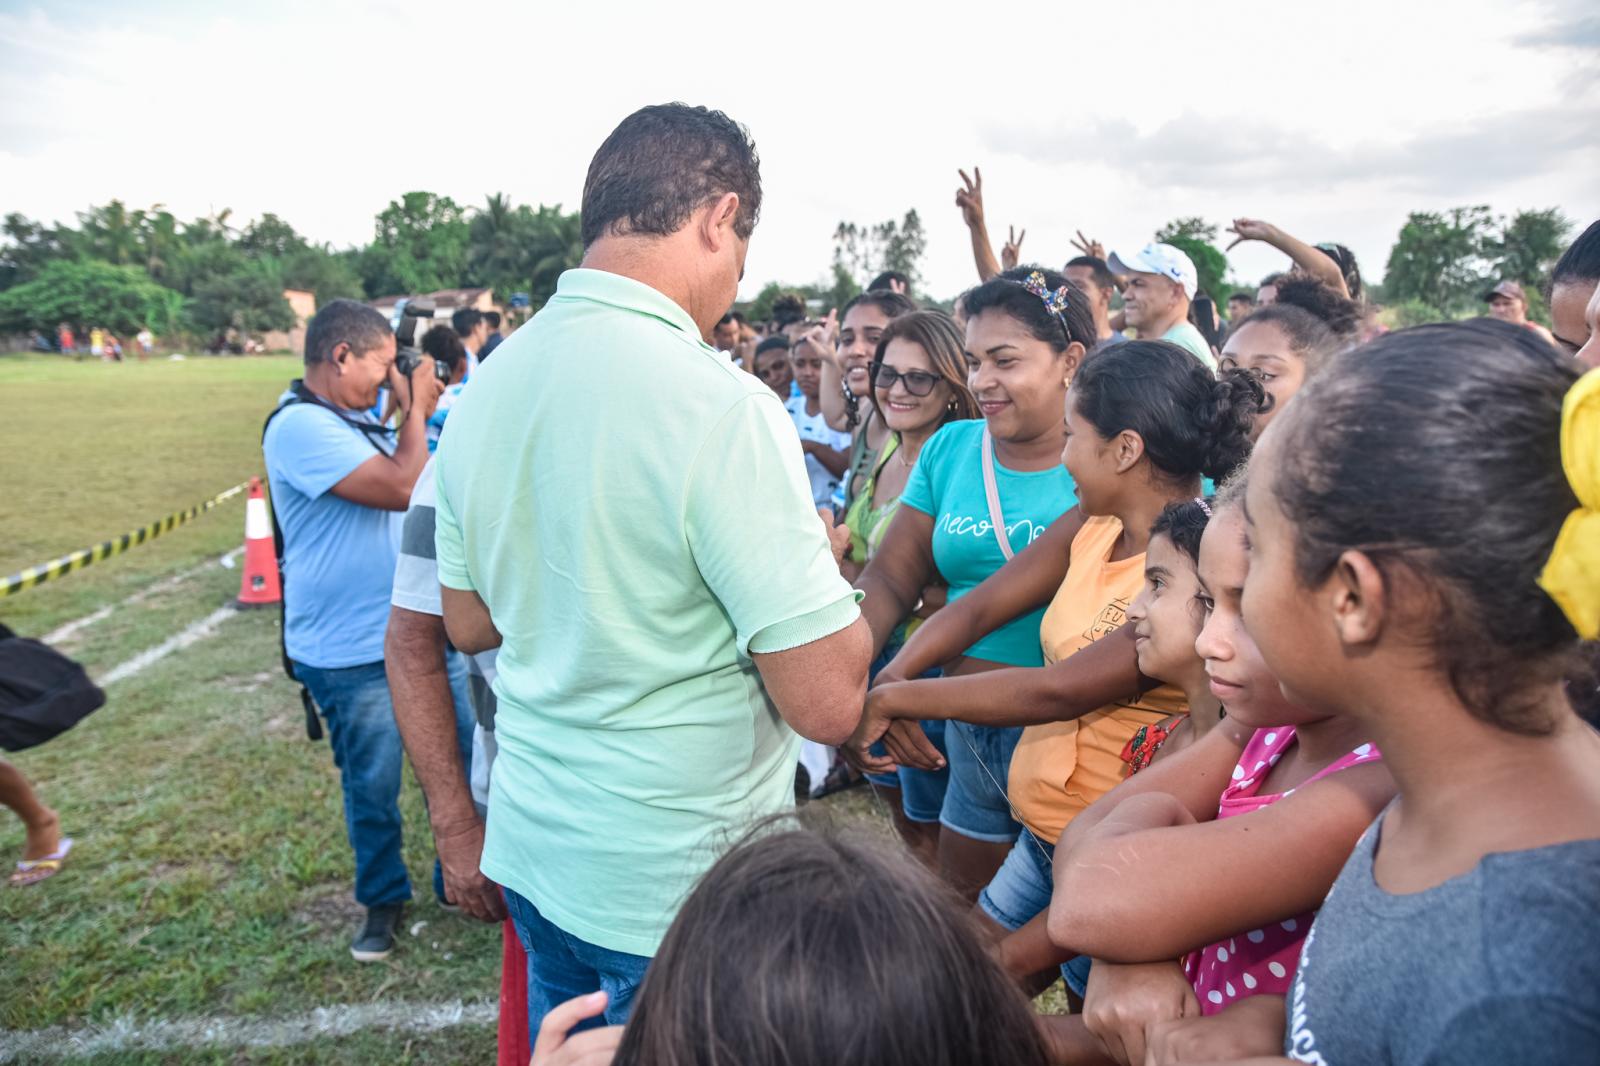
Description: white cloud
xmin=1 ymin=0 xmax=1596 ymax=300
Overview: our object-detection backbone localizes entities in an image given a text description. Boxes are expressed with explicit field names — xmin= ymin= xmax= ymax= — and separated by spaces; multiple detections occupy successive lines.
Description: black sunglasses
xmin=873 ymin=364 xmax=942 ymax=397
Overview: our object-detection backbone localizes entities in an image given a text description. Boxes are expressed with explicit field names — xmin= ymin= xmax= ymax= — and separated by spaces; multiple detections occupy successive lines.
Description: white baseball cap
xmin=1109 ymin=243 xmax=1198 ymax=299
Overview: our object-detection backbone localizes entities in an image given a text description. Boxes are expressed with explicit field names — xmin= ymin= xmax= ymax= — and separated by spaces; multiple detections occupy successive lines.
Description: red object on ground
xmin=499 ymin=915 xmax=531 ymax=1066
xmin=237 ymin=477 xmax=282 ymax=606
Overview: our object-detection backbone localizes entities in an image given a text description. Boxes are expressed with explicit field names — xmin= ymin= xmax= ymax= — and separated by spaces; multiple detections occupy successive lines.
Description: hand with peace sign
xmin=1070 ymin=230 xmax=1105 ymax=262
xmin=955 ymin=166 xmax=987 ymax=229
xmin=1000 ymin=226 xmax=1026 ymax=272
xmin=956 ymin=166 xmax=1005 ymax=282
xmin=796 ymin=307 xmax=840 ymax=368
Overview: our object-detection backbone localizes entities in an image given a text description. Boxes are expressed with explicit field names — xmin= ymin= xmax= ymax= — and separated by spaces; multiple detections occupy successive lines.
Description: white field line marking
xmin=96 ymin=606 xmax=237 ymax=687
xmin=0 ymin=999 xmax=497 ymax=1062
xmin=43 ymin=548 xmax=245 ymax=647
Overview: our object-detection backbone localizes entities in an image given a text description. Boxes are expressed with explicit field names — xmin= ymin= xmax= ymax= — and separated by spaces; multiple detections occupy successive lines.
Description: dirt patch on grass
xmin=290 ymin=884 xmax=363 ymax=938
xmin=220 ymin=671 xmax=278 ymax=694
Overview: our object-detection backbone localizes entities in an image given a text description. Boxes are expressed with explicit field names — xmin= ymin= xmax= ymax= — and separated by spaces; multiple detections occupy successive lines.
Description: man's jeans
xmin=293 ymin=654 xmax=474 ymax=907
xmin=504 ymin=887 xmax=652 ymax=1034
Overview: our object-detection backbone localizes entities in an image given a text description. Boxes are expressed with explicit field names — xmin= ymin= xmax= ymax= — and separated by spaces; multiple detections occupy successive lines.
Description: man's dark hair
xmin=483 ymin=310 xmax=502 ymax=330
xmin=422 ymin=324 xmax=466 ymax=371
xmin=1228 ymin=291 xmax=1255 ymax=307
xmin=1552 ymin=218 xmax=1600 ymax=286
xmin=580 ymin=103 xmax=762 ymax=248
xmin=1065 ymin=256 xmax=1116 ymax=292
xmin=452 ymin=308 xmax=484 ymax=338
xmin=304 ymin=299 xmax=391 ymax=366
xmin=755 ymin=335 xmax=791 ymax=356
xmin=868 ymin=270 xmax=911 ymax=294
xmin=770 ymin=293 xmax=807 ymax=329
xmin=729 ymin=310 xmax=748 ymax=325
xmin=717 ymin=312 xmax=738 ymax=328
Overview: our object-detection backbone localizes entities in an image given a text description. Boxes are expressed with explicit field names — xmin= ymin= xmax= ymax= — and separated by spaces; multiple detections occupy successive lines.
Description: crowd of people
xmin=247 ymin=101 xmax=1600 ymax=1066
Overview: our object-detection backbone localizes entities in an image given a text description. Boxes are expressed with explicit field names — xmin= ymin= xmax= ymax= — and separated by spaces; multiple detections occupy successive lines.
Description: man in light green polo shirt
xmin=432 ymin=103 xmax=871 ymax=1033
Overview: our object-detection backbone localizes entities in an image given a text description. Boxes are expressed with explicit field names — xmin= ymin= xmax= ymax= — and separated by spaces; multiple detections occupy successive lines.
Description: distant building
xmin=263 ymin=289 xmax=317 ymax=354
xmin=367 ymin=288 xmax=503 ymax=332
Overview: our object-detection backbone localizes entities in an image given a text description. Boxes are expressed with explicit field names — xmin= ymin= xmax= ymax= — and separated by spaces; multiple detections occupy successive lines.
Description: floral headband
xmin=1015 ymin=271 xmax=1075 ymax=338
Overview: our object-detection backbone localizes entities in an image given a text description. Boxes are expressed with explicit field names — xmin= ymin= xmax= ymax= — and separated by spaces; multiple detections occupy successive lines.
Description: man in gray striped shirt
xmin=387 ymin=457 xmax=502 ymax=924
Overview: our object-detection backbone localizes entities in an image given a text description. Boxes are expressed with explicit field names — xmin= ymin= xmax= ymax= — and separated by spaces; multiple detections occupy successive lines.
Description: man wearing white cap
xmin=1108 ymin=242 xmax=1215 ymax=366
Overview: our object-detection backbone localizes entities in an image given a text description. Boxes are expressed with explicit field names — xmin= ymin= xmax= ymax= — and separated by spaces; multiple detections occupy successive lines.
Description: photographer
xmin=262 ymin=298 xmax=447 ymax=962
xmin=422 ymin=325 xmax=469 ymax=452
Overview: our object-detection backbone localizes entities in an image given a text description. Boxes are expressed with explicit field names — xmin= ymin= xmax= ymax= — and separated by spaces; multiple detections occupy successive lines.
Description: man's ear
xmin=1328 ymin=549 xmax=1386 ymax=648
xmin=703 ymin=192 xmax=741 ymax=251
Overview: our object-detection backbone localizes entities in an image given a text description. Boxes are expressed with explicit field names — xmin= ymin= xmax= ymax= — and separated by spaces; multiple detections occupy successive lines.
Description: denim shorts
xmin=940 ymin=721 xmax=1024 ymax=843
xmin=977 ymin=835 xmax=1092 ymax=996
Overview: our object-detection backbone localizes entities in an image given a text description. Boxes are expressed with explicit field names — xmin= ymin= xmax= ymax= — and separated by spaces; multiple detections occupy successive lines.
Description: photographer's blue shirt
xmin=263 ymin=398 xmax=402 ymax=669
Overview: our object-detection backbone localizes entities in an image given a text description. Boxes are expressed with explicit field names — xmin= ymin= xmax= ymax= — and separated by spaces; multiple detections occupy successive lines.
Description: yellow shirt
xmin=1008 ymin=515 xmax=1189 ymax=841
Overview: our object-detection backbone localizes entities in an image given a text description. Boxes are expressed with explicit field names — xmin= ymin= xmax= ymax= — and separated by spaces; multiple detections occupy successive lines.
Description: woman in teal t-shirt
xmin=853 ymin=268 xmax=1095 ymax=899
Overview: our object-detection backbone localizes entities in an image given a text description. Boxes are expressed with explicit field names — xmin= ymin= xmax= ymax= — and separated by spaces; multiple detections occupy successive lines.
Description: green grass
xmin=0 ymin=352 xmax=300 ymax=638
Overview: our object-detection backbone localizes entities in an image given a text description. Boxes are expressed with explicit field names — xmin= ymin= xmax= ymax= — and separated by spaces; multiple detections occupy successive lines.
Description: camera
xmin=391 ymin=297 xmax=451 ymax=383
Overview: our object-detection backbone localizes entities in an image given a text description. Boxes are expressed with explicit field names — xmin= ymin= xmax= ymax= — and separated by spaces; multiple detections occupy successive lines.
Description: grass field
xmin=0 ymin=353 xmax=505 ymax=1063
xmin=0 ymin=352 xmax=1059 ymax=1063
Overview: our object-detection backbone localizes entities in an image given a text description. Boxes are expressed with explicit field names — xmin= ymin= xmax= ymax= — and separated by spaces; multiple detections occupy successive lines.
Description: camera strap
xmin=259 ymin=382 xmax=397 ymax=741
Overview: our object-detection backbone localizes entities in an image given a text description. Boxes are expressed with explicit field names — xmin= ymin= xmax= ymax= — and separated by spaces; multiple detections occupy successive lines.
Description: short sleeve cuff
xmin=746 ymin=591 xmax=863 ymax=656
xmin=437 ymin=563 xmax=475 ymax=592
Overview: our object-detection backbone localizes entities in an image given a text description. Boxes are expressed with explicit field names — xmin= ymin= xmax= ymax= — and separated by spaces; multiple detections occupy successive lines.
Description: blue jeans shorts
xmin=865 ymin=720 xmax=950 ymax=823
xmin=505 ymin=887 xmax=652 ymax=1034
xmin=940 ymin=721 xmax=1023 ymax=843
xmin=978 ymin=835 xmax=1092 ymax=996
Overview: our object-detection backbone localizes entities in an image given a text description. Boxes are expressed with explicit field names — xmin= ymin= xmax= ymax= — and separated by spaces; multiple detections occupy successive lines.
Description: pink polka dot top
xmin=1181 ymin=726 xmax=1382 ymax=1015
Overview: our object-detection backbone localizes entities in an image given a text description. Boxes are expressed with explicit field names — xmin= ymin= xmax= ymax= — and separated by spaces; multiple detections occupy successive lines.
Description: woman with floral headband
xmin=851 ymin=268 xmax=1092 ymax=894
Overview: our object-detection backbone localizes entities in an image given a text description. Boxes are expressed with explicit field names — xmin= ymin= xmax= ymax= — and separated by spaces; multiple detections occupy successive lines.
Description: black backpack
xmin=0 ymin=623 xmax=107 ymax=752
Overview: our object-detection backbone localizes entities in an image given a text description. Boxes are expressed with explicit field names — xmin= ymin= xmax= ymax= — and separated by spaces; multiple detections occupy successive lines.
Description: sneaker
xmin=350 ymin=902 xmax=404 ymax=962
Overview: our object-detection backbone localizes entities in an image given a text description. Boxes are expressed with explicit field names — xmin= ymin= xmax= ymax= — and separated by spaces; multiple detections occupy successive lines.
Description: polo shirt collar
xmin=555 ymin=268 xmax=706 ymax=341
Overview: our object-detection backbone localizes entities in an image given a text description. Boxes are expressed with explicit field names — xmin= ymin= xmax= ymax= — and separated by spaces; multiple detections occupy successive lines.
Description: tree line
xmin=0 ymin=194 xmax=1574 ymax=346
xmin=0 ymin=193 xmax=583 ymax=344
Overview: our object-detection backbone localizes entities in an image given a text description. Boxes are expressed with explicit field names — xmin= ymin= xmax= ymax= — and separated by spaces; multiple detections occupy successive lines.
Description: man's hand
xmin=955 ymin=167 xmax=986 ymax=230
xmin=1082 ymin=961 xmax=1199 ymax=1066
xmin=1224 ymin=218 xmax=1279 ymax=252
xmin=819 ymin=508 xmax=851 ymax=567
xmin=1071 ymin=229 xmax=1106 ymax=261
xmin=1001 ymin=225 xmax=1026 ymax=271
xmin=531 ymin=992 xmax=623 ymax=1066
xmin=431 ymin=814 xmax=507 ymax=923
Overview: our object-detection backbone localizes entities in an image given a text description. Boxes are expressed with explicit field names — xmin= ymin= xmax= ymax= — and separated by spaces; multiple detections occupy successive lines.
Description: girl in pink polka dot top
xmin=1048 ymin=486 xmax=1397 ymax=1064
xmin=1182 ymin=727 xmax=1384 ymax=1013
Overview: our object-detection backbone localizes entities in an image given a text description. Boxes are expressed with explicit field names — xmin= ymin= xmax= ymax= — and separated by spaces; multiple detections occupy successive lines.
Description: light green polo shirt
xmin=1162 ymin=321 xmax=1216 ymax=367
xmin=433 ymin=268 xmax=859 ymax=956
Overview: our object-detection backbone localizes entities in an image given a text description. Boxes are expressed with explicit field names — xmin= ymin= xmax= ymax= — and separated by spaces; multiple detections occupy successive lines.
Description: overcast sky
xmin=2 ymin=0 xmax=1596 ymax=302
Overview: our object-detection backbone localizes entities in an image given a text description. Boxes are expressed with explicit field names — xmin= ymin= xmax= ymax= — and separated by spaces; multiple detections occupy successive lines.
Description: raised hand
xmin=1001 ymin=225 xmax=1026 ymax=271
xmin=1071 ymin=229 xmax=1105 ymax=261
xmin=797 ymin=307 xmax=839 ymax=365
xmin=1225 ymin=218 xmax=1278 ymax=252
xmin=955 ymin=167 xmax=986 ymax=230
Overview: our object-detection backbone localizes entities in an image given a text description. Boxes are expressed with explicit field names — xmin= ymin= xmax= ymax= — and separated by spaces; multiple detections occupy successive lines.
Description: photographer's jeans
xmin=293 ymin=654 xmax=474 ymax=908
xmin=503 ymin=887 xmax=652 ymax=1035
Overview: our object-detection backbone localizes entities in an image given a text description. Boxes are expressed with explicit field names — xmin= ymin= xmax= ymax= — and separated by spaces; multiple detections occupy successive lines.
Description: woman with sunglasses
xmin=842 ymin=311 xmax=981 ymax=861
xmin=853 ymin=268 xmax=1093 ymax=899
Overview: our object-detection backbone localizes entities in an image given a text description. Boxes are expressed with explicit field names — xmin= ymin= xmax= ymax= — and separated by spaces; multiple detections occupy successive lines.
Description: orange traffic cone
xmin=238 ymin=477 xmax=282 ymax=606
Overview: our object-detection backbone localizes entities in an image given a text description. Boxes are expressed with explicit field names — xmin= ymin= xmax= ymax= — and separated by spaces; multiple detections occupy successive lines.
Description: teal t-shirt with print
xmin=899 ymin=419 xmax=1077 ymax=666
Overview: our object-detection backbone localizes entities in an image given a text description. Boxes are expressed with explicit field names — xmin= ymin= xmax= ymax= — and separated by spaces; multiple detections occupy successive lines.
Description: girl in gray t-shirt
xmin=1226 ymin=321 xmax=1600 ymax=1063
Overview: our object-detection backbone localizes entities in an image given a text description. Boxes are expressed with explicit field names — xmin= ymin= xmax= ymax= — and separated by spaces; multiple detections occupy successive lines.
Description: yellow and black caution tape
xmin=1 ymin=481 xmax=252 ymax=598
